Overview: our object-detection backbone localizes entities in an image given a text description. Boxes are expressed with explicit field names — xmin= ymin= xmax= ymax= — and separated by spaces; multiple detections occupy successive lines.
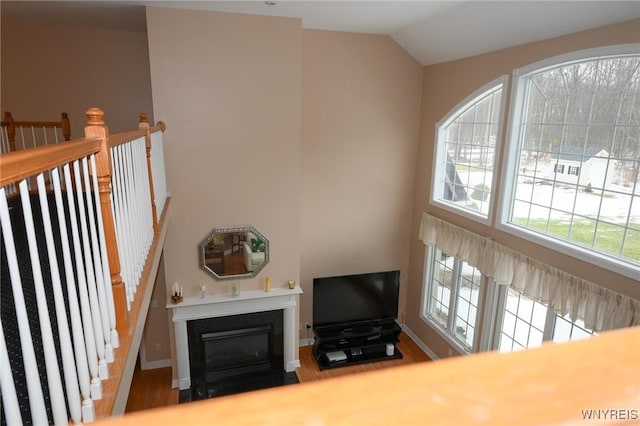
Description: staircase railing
xmin=1 ymin=111 xmax=71 ymax=153
xmin=0 ymin=108 xmax=169 ymax=425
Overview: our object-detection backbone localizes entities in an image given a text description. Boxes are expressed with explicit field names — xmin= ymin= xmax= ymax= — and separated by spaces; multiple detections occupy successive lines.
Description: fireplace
xmin=186 ymin=310 xmax=286 ymax=398
xmin=168 ymin=287 xmax=302 ymax=398
xmin=202 ymin=326 xmax=272 ymax=378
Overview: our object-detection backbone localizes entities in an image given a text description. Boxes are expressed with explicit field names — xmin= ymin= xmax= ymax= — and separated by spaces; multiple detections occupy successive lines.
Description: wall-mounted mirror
xmin=199 ymin=226 xmax=269 ymax=281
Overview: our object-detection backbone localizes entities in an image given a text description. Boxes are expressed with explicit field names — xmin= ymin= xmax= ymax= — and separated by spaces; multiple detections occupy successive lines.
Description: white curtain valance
xmin=418 ymin=212 xmax=640 ymax=332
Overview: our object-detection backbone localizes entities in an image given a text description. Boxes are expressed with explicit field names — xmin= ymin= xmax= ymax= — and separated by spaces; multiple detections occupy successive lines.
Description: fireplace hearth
xmin=179 ymin=369 xmax=299 ymax=402
xmin=181 ymin=309 xmax=298 ymax=402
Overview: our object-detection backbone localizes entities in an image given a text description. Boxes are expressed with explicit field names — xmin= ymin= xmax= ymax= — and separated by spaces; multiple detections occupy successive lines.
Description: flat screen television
xmin=313 ymin=270 xmax=400 ymax=329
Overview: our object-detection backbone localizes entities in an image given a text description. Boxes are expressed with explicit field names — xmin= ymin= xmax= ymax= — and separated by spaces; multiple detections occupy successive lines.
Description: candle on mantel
xmin=265 ymin=276 xmax=270 ymax=292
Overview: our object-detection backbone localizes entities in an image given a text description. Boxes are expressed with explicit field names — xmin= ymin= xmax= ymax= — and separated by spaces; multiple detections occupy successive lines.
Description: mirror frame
xmin=199 ymin=225 xmax=270 ymax=281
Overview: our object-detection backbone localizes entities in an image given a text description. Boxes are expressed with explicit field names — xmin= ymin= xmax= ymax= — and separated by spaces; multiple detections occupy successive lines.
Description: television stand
xmin=312 ymin=320 xmax=403 ymax=370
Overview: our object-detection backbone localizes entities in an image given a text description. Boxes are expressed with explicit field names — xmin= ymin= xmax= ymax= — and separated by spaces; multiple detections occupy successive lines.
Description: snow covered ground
xmin=456 ymin=169 xmax=639 ymax=222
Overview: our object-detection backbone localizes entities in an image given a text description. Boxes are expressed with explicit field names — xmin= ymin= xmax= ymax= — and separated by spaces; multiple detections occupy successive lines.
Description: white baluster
xmin=1 ymin=126 xmax=9 ymax=153
xmin=130 ymin=142 xmax=142 ymax=285
xmin=36 ymin=174 xmax=82 ymax=424
xmin=0 ymin=186 xmax=48 ymax=425
xmin=62 ymin=164 xmax=102 ymax=400
xmin=133 ymin=140 xmax=147 ymax=283
xmin=20 ymin=179 xmax=68 ymax=425
xmin=0 ymin=322 xmax=21 ymax=425
xmin=111 ymin=145 xmax=133 ymax=308
xmin=138 ymin=138 xmax=153 ymax=280
xmin=121 ymin=144 xmax=135 ymax=303
xmin=151 ymin=130 xmax=168 ymax=217
xmin=120 ymin=143 xmax=135 ymax=296
xmin=19 ymin=127 xmax=26 ymax=150
xmin=81 ymin=158 xmax=114 ymax=363
xmin=53 ymin=167 xmax=96 ymax=420
xmin=140 ymin=138 xmax=153 ymax=253
xmin=29 ymin=126 xmax=36 ymax=148
xmin=72 ymin=160 xmax=108 ymax=380
xmin=90 ymin=155 xmax=119 ymax=349
xmin=125 ymin=143 xmax=139 ymax=293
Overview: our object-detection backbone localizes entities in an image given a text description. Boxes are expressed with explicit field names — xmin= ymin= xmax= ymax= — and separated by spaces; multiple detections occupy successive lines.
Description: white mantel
xmin=168 ymin=287 xmax=303 ymax=390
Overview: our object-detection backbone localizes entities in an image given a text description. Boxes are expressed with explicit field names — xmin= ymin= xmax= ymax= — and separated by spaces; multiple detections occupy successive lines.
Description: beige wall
xmin=406 ymin=18 xmax=640 ymax=359
xmin=1 ymin=23 xmax=153 ymax=136
xmin=140 ymin=254 xmax=171 ymax=364
xmin=301 ymin=29 xmax=423 ymax=330
xmin=145 ymin=7 xmax=303 ymax=368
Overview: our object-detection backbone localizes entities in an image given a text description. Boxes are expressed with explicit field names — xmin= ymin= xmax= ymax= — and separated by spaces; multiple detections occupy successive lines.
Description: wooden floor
xmin=124 ymin=331 xmax=431 ymax=413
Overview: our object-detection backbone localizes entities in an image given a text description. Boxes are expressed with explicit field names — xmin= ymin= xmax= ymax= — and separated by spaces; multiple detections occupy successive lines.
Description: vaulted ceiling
xmin=3 ymin=1 xmax=639 ymax=65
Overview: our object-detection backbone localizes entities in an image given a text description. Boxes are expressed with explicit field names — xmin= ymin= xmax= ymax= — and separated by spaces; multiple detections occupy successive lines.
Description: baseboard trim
xmin=401 ymin=326 xmax=439 ymax=360
xmin=141 ymin=358 xmax=172 ymax=370
xmin=299 ymin=338 xmax=313 ymax=347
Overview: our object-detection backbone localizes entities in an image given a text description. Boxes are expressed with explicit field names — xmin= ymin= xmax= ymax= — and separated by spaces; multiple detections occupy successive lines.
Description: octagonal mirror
xmin=199 ymin=225 xmax=269 ymax=280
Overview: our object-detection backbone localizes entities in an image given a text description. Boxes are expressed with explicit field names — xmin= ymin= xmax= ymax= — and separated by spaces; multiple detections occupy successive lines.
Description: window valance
xmin=419 ymin=212 xmax=639 ymax=332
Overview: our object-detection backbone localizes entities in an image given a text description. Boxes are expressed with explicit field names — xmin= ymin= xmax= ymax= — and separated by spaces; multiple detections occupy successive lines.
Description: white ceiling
xmin=3 ymin=1 xmax=640 ymax=65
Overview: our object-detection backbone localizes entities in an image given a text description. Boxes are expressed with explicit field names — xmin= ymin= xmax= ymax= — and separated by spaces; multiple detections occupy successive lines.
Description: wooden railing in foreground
xmin=102 ymin=326 xmax=639 ymax=425
xmin=0 ymin=108 xmax=170 ymax=424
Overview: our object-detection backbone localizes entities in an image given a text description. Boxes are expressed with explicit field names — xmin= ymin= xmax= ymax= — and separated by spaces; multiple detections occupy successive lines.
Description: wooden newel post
xmin=61 ymin=112 xmax=71 ymax=141
xmin=139 ymin=113 xmax=158 ymax=233
xmin=3 ymin=111 xmax=16 ymax=152
xmin=85 ymin=107 xmax=129 ymax=336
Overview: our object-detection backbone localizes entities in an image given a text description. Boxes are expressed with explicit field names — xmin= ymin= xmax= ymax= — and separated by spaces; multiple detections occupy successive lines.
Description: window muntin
xmin=497 ymin=289 xmax=547 ymax=352
xmin=432 ymin=77 xmax=506 ymax=222
xmin=501 ymin=49 xmax=640 ymax=278
xmin=552 ymin=315 xmax=598 ymax=343
xmin=427 ymin=251 xmax=453 ymax=328
xmin=421 ymin=246 xmax=599 ymax=355
xmin=423 ymin=249 xmax=481 ymax=351
xmin=454 ymin=264 xmax=481 ymax=348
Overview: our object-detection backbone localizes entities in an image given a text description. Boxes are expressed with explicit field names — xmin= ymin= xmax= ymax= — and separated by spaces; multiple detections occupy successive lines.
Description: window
xmin=496 ymin=289 xmax=547 ymax=352
xmin=432 ymin=77 xmax=507 ymax=222
xmin=501 ymin=47 xmax=640 ymax=279
xmin=421 ymin=247 xmax=597 ymax=354
xmin=423 ymin=47 xmax=636 ymax=357
xmin=552 ymin=314 xmax=597 ymax=343
xmin=423 ymin=248 xmax=482 ymax=351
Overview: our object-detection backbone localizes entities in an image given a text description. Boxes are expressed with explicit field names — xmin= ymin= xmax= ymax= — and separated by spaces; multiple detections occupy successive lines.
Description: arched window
xmin=500 ymin=46 xmax=640 ymax=278
xmin=431 ymin=77 xmax=507 ymax=222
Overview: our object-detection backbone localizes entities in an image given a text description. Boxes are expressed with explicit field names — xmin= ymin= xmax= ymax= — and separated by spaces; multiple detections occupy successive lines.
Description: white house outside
xmin=548 ymin=147 xmax=610 ymax=188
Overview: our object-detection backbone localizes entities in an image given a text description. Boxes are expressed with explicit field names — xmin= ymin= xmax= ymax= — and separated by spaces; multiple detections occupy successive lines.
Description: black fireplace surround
xmin=183 ymin=309 xmax=297 ymax=401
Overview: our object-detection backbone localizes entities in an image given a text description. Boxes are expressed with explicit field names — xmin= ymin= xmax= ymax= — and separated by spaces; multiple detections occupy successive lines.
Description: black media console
xmin=312 ymin=320 xmax=403 ymax=370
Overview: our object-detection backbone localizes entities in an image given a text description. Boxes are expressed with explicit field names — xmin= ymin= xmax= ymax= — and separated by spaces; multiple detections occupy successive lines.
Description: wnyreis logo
xmin=580 ymin=409 xmax=638 ymax=421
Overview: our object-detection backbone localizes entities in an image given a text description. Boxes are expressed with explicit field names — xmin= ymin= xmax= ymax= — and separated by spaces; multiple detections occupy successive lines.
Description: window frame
xmin=420 ymin=246 xmax=486 ymax=354
xmin=421 ymin=245 xmax=599 ymax=356
xmin=497 ymin=44 xmax=640 ymax=281
xmin=430 ymin=75 xmax=509 ymax=225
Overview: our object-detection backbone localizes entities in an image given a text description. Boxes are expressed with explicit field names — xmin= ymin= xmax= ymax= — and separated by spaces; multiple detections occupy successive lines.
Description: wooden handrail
xmin=0 ymin=137 xmax=101 ymax=186
xmin=100 ymin=326 xmax=640 ymax=426
xmin=85 ymin=107 xmax=129 ymax=336
xmin=107 ymin=128 xmax=147 ymax=148
xmin=149 ymin=121 xmax=166 ymax=133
